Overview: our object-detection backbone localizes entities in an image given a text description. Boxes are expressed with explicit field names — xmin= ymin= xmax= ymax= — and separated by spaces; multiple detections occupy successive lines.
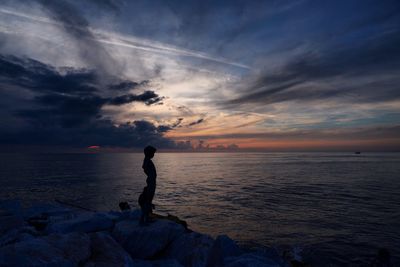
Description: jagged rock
xmin=112 ymin=219 xmax=185 ymax=259
xmin=102 ymin=209 xmax=142 ymax=223
xmin=0 ymin=200 xmax=21 ymax=215
xmin=45 ymin=233 xmax=91 ymax=264
xmin=23 ymin=202 xmax=78 ymax=233
xmin=123 ymin=209 xmax=142 ymax=220
xmin=119 ymin=202 xmax=131 ymax=211
xmin=84 ymin=232 xmax=134 ymax=267
xmin=23 ymin=202 xmax=73 ymax=220
xmin=0 ymin=201 xmax=286 ymax=267
xmin=225 ymin=252 xmax=281 ymax=267
xmin=0 ymin=200 xmax=25 ymax=236
xmin=0 ymin=233 xmax=90 ymax=266
xmin=0 ymin=237 xmax=70 ymax=266
xmin=258 ymin=247 xmax=284 ymax=266
xmin=0 ymin=227 xmax=37 ymax=247
xmin=132 ymin=259 xmax=184 ymax=267
xmin=151 ymin=213 xmax=188 ymax=230
xmin=28 ymin=214 xmax=49 ymax=231
xmin=163 ymin=231 xmax=214 ymax=267
xmin=47 ymin=213 xmax=114 ymax=234
xmin=0 ymin=215 xmax=25 ymax=236
xmin=206 ymin=235 xmax=243 ymax=267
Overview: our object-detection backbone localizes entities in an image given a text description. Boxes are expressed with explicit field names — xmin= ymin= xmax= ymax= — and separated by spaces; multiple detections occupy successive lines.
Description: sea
xmin=0 ymin=152 xmax=399 ymax=266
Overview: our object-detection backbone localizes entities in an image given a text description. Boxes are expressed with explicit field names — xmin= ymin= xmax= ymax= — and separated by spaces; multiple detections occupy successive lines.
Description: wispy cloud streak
xmin=0 ymin=7 xmax=250 ymax=69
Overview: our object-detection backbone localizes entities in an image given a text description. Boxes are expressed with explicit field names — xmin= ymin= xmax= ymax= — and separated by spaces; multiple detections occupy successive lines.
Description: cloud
xmin=0 ymin=119 xmax=175 ymax=148
xmin=0 ymin=5 xmax=250 ymax=70
xmin=0 ymin=54 xmax=171 ymax=147
xmin=188 ymin=118 xmax=204 ymax=126
xmin=84 ymin=0 xmax=122 ymax=12
xmin=1 ymin=0 xmax=399 ymax=151
xmin=108 ymin=91 xmax=164 ymax=106
xmin=226 ymin=18 xmax=400 ymax=107
xmin=108 ymin=80 xmax=149 ymax=91
xmin=177 ymin=125 xmax=400 ymax=141
xmin=0 ymin=55 xmax=98 ymax=94
xmin=36 ymin=0 xmax=120 ymax=75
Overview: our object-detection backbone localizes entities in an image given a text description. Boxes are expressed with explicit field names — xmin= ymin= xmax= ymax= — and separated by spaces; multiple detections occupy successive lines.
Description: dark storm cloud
xmin=0 ymin=54 xmax=171 ymax=147
xmin=0 ymin=55 xmax=97 ymax=94
xmin=108 ymin=91 xmax=164 ymax=106
xmin=108 ymin=80 xmax=149 ymax=91
xmin=0 ymin=55 xmax=163 ymax=106
xmin=0 ymin=119 xmax=175 ymax=148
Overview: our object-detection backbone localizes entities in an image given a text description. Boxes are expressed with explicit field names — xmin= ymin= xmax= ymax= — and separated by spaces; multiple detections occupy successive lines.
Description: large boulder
xmin=132 ymin=259 xmax=184 ymax=267
xmin=163 ymin=232 xmax=214 ymax=267
xmin=45 ymin=233 xmax=91 ymax=264
xmin=206 ymin=235 xmax=243 ymax=267
xmin=23 ymin=202 xmax=74 ymax=220
xmin=47 ymin=213 xmax=114 ymax=234
xmin=0 ymin=233 xmax=90 ymax=266
xmin=0 ymin=238 xmax=70 ymax=266
xmin=0 ymin=227 xmax=37 ymax=247
xmin=84 ymin=232 xmax=134 ymax=267
xmin=112 ymin=219 xmax=186 ymax=259
xmin=0 ymin=200 xmax=22 ymax=216
xmin=0 ymin=215 xmax=25 ymax=236
xmin=0 ymin=200 xmax=25 ymax=236
xmin=224 ymin=252 xmax=281 ymax=267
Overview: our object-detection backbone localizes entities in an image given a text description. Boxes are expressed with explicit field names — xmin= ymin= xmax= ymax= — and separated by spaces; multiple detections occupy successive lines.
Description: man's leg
xmin=148 ymin=186 xmax=156 ymax=213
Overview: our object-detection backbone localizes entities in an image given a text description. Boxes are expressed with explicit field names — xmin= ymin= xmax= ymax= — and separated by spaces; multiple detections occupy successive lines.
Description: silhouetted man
xmin=139 ymin=145 xmax=157 ymax=225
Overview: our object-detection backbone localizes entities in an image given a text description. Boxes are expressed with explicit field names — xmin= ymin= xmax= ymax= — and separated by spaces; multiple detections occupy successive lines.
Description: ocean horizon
xmin=1 ymin=152 xmax=399 ymax=266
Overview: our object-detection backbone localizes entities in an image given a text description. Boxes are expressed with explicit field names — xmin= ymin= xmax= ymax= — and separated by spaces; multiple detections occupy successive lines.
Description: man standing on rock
xmin=139 ymin=145 xmax=157 ymax=225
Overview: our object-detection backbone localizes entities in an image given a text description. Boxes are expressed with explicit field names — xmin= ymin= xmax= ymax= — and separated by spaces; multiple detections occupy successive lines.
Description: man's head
xmin=144 ymin=145 xmax=157 ymax=158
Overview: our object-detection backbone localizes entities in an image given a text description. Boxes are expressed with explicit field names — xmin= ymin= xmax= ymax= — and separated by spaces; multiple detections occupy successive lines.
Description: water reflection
xmin=0 ymin=152 xmax=399 ymax=265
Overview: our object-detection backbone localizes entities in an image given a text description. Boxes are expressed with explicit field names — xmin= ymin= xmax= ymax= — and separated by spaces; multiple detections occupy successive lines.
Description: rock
xmin=132 ymin=259 xmax=184 ymax=267
xmin=84 ymin=232 xmax=134 ymax=267
xmin=151 ymin=259 xmax=184 ymax=267
xmin=119 ymin=202 xmax=131 ymax=211
xmin=28 ymin=214 xmax=49 ymax=231
xmin=122 ymin=209 xmax=142 ymax=220
xmin=0 ymin=237 xmax=73 ymax=266
xmin=206 ymin=235 xmax=243 ymax=267
xmin=112 ymin=219 xmax=185 ymax=259
xmin=47 ymin=213 xmax=114 ymax=234
xmin=260 ymin=247 xmax=284 ymax=266
xmin=0 ymin=232 xmax=90 ymax=266
xmin=23 ymin=202 xmax=74 ymax=221
xmin=225 ymin=252 xmax=281 ymax=267
xmin=0 ymin=214 xmax=25 ymax=236
xmin=0 ymin=200 xmax=22 ymax=216
xmin=131 ymin=259 xmax=153 ymax=267
xmin=0 ymin=200 xmax=25 ymax=235
xmin=151 ymin=213 xmax=188 ymax=230
xmin=0 ymin=227 xmax=37 ymax=247
xmin=106 ymin=209 xmax=142 ymax=222
xmin=164 ymin=232 xmax=214 ymax=267
xmin=45 ymin=232 xmax=91 ymax=264
xmin=0 ymin=200 xmax=286 ymax=267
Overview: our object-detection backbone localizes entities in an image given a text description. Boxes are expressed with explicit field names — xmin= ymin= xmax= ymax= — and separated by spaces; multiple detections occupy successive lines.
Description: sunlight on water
xmin=1 ymin=152 xmax=399 ymax=266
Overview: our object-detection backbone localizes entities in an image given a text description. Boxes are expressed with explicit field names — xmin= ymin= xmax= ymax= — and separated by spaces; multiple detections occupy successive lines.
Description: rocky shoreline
xmin=0 ymin=200 xmax=293 ymax=267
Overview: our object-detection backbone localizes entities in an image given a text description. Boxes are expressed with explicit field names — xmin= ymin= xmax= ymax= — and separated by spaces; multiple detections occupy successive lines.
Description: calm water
xmin=0 ymin=152 xmax=399 ymax=266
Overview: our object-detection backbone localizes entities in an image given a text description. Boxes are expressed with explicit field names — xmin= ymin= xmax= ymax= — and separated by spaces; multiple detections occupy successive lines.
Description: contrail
xmin=0 ymin=7 xmax=251 ymax=70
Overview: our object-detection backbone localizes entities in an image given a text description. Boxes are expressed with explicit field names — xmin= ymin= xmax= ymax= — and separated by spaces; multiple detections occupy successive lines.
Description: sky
xmin=0 ymin=0 xmax=399 ymax=151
